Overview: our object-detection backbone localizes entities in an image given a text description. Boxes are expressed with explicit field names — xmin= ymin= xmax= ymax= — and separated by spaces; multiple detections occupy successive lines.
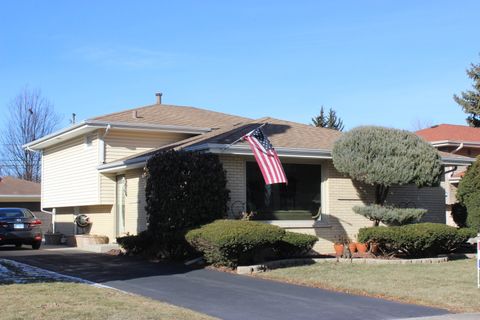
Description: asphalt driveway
xmin=0 ymin=246 xmax=449 ymax=320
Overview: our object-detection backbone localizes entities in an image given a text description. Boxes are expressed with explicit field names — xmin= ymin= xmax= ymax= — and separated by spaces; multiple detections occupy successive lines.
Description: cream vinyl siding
xmin=103 ymin=130 xmax=192 ymax=163
xmin=54 ymin=206 xmax=115 ymax=241
xmin=42 ymin=134 xmax=100 ymax=208
xmin=99 ymin=130 xmax=192 ymax=204
xmin=124 ymin=169 xmax=148 ymax=235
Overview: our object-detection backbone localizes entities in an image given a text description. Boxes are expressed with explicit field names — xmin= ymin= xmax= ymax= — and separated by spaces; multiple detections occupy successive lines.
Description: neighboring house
xmin=0 ymin=176 xmax=51 ymax=233
xmin=25 ymin=97 xmax=474 ymax=252
xmin=416 ymin=124 xmax=480 ymax=226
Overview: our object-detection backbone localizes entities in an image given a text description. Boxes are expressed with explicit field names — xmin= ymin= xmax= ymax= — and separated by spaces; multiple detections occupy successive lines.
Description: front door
xmin=116 ymin=175 xmax=126 ymax=236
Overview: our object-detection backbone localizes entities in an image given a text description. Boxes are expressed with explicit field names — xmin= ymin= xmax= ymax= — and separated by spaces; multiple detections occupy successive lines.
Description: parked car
xmin=0 ymin=208 xmax=43 ymax=249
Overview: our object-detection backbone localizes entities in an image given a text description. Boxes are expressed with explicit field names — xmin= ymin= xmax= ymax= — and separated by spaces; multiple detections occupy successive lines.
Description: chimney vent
xmin=155 ymin=92 xmax=163 ymax=104
xmin=132 ymin=110 xmax=139 ymax=119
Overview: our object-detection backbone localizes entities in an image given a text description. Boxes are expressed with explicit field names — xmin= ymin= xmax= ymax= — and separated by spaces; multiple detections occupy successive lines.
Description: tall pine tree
xmin=454 ymin=57 xmax=480 ymax=127
xmin=311 ymin=106 xmax=344 ymax=131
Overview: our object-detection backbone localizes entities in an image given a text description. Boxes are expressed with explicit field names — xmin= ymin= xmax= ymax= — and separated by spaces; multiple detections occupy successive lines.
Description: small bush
xmin=117 ymin=231 xmax=153 ymax=256
xmin=186 ymin=220 xmax=286 ymax=267
xmin=353 ymin=205 xmax=426 ymax=226
xmin=358 ymin=223 xmax=475 ymax=257
xmin=276 ymin=231 xmax=318 ymax=258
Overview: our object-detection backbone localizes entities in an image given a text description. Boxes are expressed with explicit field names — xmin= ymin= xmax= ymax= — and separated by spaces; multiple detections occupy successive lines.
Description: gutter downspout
xmin=452 ymin=142 xmax=464 ymax=154
xmin=99 ymin=124 xmax=112 ymax=164
xmin=41 ymin=208 xmax=56 ymax=233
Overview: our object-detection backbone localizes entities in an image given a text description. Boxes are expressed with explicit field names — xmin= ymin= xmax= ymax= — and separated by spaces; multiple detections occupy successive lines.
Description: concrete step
xmin=81 ymin=243 xmax=121 ymax=253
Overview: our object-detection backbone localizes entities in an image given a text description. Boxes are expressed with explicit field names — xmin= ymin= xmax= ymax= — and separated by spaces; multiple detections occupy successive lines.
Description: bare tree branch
xmin=1 ymin=87 xmax=62 ymax=182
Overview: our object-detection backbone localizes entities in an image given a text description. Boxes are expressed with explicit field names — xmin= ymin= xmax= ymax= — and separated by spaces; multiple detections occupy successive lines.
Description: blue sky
xmin=1 ymin=1 xmax=479 ymax=131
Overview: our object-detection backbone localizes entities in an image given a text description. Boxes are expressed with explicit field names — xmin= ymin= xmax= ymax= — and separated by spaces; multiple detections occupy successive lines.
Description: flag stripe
xmin=243 ymin=127 xmax=287 ymax=185
xmin=251 ymin=138 xmax=277 ymax=183
xmin=246 ymin=136 xmax=273 ymax=184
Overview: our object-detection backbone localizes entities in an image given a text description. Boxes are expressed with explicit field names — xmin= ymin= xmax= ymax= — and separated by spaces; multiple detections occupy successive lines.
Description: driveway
xmin=0 ymin=247 xmax=449 ymax=320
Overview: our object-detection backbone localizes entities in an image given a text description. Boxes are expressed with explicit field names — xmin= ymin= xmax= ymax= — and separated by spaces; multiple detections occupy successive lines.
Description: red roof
xmin=416 ymin=124 xmax=480 ymax=142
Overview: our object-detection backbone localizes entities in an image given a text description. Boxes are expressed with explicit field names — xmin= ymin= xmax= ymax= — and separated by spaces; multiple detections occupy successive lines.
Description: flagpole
xmin=221 ymin=122 xmax=268 ymax=151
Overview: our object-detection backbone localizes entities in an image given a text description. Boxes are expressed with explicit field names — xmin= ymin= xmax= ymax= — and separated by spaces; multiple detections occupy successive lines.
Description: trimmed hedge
xmin=358 ymin=223 xmax=476 ymax=257
xmin=276 ymin=231 xmax=318 ymax=259
xmin=186 ymin=220 xmax=317 ymax=267
xmin=117 ymin=231 xmax=153 ymax=256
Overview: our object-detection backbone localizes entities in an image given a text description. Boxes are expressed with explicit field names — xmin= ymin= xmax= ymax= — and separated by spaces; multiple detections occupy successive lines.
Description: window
xmin=246 ymin=162 xmax=321 ymax=220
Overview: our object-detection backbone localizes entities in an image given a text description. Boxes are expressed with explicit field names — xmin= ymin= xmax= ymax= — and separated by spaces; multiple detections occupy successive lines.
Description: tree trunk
xmin=374 ymin=184 xmax=390 ymax=206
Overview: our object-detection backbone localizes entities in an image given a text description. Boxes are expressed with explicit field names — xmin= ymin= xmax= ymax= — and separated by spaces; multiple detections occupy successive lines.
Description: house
xmin=416 ymin=124 xmax=480 ymax=226
xmin=0 ymin=176 xmax=51 ymax=233
xmin=25 ymin=96 xmax=474 ymax=252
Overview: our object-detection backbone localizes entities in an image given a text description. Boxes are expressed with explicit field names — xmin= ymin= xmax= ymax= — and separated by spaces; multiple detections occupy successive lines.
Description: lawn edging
xmin=236 ymin=253 xmax=475 ymax=274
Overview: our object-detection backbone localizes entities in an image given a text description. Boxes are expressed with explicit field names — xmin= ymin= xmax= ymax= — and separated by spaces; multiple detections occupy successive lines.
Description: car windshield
xmin=0 ymin=208 xmax=34 ymax=219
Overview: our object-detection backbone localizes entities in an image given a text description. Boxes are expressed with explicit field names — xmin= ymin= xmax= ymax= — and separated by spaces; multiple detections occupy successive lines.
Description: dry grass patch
xmin=2 ymin=282 xmax=217 ymax=320
xmin=258 ymin=259 xmax=480 ymax=313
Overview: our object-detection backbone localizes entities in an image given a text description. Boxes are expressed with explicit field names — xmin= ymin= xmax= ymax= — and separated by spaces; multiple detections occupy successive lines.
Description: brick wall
xmin=220 ymin=157 xmax=447 ymax=254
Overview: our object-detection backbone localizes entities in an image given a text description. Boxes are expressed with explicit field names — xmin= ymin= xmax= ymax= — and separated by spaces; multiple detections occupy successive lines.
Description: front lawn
xmin=257 ymin=259 xmax=480 ymax=313
xmin=3 ymin=282 xmax=217 ymax=320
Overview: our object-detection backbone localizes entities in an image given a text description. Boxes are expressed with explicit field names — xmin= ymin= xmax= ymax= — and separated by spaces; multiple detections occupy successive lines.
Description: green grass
xmin=2 ymin=282 xmax=217 ymax=320
xmin=258 ymin=259 xmax=480 ymax=313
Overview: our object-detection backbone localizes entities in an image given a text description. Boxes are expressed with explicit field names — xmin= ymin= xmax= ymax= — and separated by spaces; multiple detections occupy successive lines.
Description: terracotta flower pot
xmin=348 ymin=242 xmax=357 ymax=253
xmin=334 ymin=243 xmax=344 ymax=256
xmin=356 ymin=242 xmax=368 ymax=254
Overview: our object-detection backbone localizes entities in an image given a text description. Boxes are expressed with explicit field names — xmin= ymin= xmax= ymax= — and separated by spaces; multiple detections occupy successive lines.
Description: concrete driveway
xmin=0 ymin=246 xmax=449 ymax=320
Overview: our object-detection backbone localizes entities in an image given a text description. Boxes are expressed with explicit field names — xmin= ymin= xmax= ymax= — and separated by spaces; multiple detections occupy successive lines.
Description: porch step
xmin=81 ymin=243 xmax=121 ymax=253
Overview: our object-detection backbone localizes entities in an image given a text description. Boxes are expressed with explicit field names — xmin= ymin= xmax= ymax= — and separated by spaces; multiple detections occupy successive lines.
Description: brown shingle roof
xmin=184 ymin=117 xmax=343 ymax=150
xmin=91 ymin=103 xmax=251 ymax=129
xmin=0 ymin=176 xmax=40 ymax=196
xmin=111 ymin=117 xmax=343 ymax=165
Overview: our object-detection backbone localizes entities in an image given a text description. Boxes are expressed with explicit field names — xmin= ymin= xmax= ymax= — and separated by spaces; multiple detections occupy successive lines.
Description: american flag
xmin=243 ymin=127 xmax=287 ymax=185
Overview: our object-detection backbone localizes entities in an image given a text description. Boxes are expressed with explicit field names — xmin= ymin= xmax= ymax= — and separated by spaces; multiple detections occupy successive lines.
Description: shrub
xmin=145 ymin=150 xmax=230 ymax=258
xmin=353 ymin=205 xmax=426 ymax=226
xmin=117 ymin=231 xmax=153 ymax=256
xmin=186 ymin=220 xmax=286 ymax=267
xmin=451 ymin=202 xmax=468 ymax=228
xmin=358 ymin=223 xmax=475 ymax=257
xmin=276 ymin=231 xmax=318 ymax=258
xmin=457 ymin=158 xmax=480 ymax=231
xmin=332 ymin=126 xmax=442 ymax=208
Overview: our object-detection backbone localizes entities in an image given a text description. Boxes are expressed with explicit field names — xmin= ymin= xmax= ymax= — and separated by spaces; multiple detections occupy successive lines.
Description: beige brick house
xmin=25 ymin=98 xmax=474 ymax=253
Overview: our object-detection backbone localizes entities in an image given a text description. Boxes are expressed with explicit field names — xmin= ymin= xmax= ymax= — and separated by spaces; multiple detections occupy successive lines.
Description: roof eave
xmin=430 ymin=140 xmax=480 ymax=148
xmin=97 ymin=144 xmax=333 ymax=174
xmin=24 ymin=120 xmax=212 ymax=150
xmin=441 ymin=157 xmax=475 ymax=166
xmin=186 ymin=143 xmax=333 ymax=159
